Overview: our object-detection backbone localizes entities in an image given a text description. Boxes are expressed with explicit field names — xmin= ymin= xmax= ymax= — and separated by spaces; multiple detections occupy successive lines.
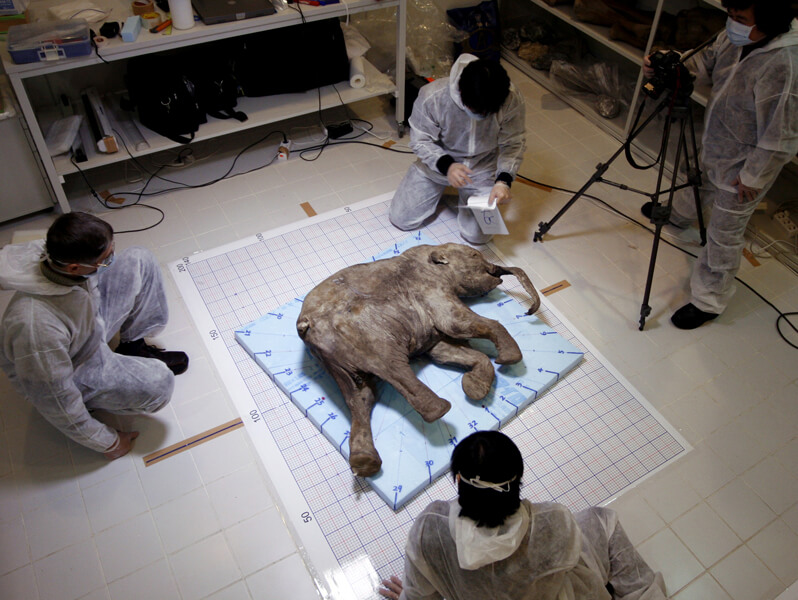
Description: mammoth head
xmin=428 ymin=243 xmax=541 ymax=315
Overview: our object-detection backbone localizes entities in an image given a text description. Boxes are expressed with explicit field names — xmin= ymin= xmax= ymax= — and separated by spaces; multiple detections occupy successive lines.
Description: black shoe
xmin=671 ymin=303 xmax=719 ymax=330
xmin=116 ymin=339 xmax=189 ymax=375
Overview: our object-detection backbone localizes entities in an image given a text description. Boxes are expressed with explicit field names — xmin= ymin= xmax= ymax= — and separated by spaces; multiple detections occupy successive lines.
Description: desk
xmin=1 ymin=0 xmax=407 ymax=213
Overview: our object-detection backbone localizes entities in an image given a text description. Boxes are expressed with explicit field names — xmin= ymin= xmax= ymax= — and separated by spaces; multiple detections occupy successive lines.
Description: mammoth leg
xmin=436 ymin=304 xmax=523 ymax=365
xmin=373 ymin=362 xmax=452 ymax=423
xmin=327 ymin=366 xmax=382 ymax=477
xmin=427 ymin=339 xmax=496 ymax=400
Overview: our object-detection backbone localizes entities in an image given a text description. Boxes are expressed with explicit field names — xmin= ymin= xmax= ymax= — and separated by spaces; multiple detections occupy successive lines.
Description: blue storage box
xmin=7 ymin=19 xmax=91 ymax=64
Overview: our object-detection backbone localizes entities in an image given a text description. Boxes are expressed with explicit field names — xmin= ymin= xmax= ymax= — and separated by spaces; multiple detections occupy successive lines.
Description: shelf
xmin=52 ymin=59 xmax=393 ymax=176
xmin=527 ymin=0 xmax=645 ymax=64
xmin=1 ymin=0 xmax=406 ymax=214
xmin=1 ymin=0 xmax=400 ymax=78
xmin=503 ymin=49 xmax=628 ymax=141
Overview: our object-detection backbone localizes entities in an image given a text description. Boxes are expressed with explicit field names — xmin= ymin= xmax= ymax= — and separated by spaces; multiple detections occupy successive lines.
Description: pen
xmin=150 ymin=19 xmax=171 ymax=33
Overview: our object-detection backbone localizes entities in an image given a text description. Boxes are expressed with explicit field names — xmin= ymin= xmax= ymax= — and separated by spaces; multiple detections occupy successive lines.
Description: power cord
xmin=516 ymin=173 xmax=798 ymax=350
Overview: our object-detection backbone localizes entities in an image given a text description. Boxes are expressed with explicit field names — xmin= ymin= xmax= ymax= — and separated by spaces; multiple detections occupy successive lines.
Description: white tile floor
xmin=1 ymin=64 xmax=797 ymax=600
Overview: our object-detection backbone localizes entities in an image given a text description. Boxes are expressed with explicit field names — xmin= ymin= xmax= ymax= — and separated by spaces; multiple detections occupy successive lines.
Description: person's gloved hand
xmin=489 ymin=181 xmax=511 ymax=206
xmin=378 ymin=576 xmax=404 ymax=600
xmin=643 ymin=54 xmax=654 ymax=79
xmin=104 ymin=430 xmax=140 ymax=460
xmin=447 ymin=163 xmax=473 ymax=188
xmin=732 ymin=175 xmax=760 ymax=203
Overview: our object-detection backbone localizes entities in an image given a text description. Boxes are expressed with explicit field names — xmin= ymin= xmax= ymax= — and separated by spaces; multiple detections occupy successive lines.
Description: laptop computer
xmin=192 ymin=0 xmax=276 ymax=25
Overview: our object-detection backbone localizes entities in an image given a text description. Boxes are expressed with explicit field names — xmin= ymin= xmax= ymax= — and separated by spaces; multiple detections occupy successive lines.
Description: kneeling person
xmin=390 ymin=54 xmax=526 ymax=244
xmin=380 ymin=431 xmax=668 ymax=600
xmin=0 ymin=212 xmax=188 ymax=460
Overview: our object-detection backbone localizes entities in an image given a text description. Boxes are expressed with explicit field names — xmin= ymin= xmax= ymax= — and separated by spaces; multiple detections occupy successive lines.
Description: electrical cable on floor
xmin=70 ymin=154 xmax=166 ymax=232
xmin=516 ymin=173 xmax=798 ymax=350
xmin=66 ymin=126 xmax=289 ymax=233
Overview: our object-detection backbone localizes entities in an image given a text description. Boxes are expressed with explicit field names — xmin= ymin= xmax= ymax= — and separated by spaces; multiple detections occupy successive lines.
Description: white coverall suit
xmin=0 ymin=241 xmax=174 ymax=453
xmin=399 ymin=500 xmax=668 ymax=600
xmin=671 ymin=20 xmax=798 ymax=314
xmin=390 ymin=54 xmax=526 ymax=244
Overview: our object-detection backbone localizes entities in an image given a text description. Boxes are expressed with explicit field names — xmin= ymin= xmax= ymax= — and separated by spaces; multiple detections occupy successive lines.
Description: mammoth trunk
xmin=493 ymin=265 xmax=541 ymax=315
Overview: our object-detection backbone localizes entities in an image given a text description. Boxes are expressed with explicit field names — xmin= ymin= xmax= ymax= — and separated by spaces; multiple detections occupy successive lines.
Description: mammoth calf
xmin=296 ymin=243 xmax=540 ymax=477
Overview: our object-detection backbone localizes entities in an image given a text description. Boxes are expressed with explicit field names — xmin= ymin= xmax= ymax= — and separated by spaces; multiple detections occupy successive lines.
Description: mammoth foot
xmin=495 ymin=346 xmax=523 ymax=365
xmin=462 ymin=369 xmax=495 ymax=400
xmin=350 ymin=450 xmax=382 ymax=478
xmin=417 ymin=397 xmax=451 ymax=423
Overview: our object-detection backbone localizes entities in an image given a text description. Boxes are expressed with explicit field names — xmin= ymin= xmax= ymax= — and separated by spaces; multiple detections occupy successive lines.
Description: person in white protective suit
xmin=0 ymin=212 xmax=188 ymax=460
xmin=389 ymin=54 xmax=526 ymax=244
xmin=641 ymin=0 xmax=798 ymax=329
xmin=379 ymin=431 xmax=668 ymax=600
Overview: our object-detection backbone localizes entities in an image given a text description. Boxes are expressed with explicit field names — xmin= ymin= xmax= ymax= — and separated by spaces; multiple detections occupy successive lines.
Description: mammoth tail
xmin=497 ymin=266 xmax=541 ymax=315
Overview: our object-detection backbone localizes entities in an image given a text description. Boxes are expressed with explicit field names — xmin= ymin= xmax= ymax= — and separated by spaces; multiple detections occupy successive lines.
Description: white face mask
xmin=726 ymin=17 xmax=755 ymax=46
xmin=448 ymin=499 xmax=530 ymax=570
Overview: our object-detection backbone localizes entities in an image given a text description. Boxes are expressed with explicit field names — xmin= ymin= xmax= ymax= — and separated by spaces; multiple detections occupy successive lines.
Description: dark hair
xmin=46 ymin=212 xmax=113 ymax=265
xmin=721 ymin=0 xmax=795 ymax=36
xmin=458 ymin=59 xmax=511 ymax=116
xmin=451 ymin=430 xmax=523 ymax=528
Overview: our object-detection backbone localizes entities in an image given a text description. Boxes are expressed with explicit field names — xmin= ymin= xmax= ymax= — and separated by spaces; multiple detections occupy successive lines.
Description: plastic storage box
xmin=7 ymin=19 xmax=91 ymax=64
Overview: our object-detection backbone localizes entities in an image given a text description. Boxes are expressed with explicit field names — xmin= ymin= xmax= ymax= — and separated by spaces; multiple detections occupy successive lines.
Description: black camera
xmin=643 ymin=50 xmax=695 ymax=100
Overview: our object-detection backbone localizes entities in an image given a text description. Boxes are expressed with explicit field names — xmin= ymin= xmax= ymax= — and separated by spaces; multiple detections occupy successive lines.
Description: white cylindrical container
xmin=169 ymin=0 xmax=195 ymax=30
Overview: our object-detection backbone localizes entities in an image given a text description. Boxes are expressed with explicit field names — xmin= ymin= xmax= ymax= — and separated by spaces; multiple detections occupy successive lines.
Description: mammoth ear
xmin=430 ymin=249 xmax=449 ymax=265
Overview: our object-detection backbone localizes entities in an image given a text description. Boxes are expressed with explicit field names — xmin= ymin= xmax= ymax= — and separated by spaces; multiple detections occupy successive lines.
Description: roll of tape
xmin=141 ymin=12 xmax=161 ymax=28
xmin=94 ymin=35 xmax=108 ymax=48
xmin=131 ymin=0 xmax=154 ymax=15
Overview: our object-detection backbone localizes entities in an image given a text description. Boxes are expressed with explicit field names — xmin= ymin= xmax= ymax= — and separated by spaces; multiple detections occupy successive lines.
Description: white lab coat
xmin=389 ymin=54 xmax=526 ymax=244
xmin=0 ymin=241 xmax=173 ymax=452
xmin=669 ymin=21 xmax=798 ymax=313
xmin=399 ymin=500 xmax=668 ymax=600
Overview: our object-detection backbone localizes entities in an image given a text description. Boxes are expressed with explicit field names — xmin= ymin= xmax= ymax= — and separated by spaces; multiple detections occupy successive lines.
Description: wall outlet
xmin=773 ymin=210 xmax=798 ymax=238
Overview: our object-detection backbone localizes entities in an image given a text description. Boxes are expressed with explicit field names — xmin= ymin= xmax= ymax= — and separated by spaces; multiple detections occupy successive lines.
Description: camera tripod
xmin=533 ymin=87 xmax=707 ymax=331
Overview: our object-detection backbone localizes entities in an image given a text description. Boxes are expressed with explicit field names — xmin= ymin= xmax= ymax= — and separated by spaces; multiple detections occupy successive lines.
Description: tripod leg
xmin=534 ymin=97 xmax=669 ymax=242
xmin=639 ymin=110 xmax=691 ymax=330
xmin=685 ymin=109 xmax=706 ymax=246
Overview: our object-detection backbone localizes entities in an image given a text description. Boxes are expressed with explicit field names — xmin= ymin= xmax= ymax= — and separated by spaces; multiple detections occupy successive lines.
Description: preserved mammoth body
xmin=296 ymin=243 xmax=540 ymax=477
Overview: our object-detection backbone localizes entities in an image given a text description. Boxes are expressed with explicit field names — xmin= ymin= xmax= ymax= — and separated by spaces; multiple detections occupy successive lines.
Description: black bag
xmin=233 ymin=18 xmax=350 ymax=97
xmin=188 ymin=44 xmax=247 ymax=122
xmin=125 ymin=54 xmax=207 ymax=144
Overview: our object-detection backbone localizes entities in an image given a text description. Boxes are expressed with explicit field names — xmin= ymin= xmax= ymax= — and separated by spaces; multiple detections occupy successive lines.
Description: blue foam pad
xmin=235 ymin=234 xmax=583 ymax=509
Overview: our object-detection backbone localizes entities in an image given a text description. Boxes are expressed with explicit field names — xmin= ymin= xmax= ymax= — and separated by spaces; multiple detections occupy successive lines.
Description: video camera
xmin=642 ymin=50 xmax=695 ymax=100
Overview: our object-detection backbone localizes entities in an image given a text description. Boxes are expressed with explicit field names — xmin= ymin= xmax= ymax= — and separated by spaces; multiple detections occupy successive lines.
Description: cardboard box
xmin=0 ymin=10 xmax=28 ymax=32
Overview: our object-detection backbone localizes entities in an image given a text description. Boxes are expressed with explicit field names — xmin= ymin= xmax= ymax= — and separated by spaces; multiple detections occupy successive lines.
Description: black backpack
xmin=188 ymin=45 xmax=247 ymax=122
xmin=125 ymin=54 xmax=207 ymax=145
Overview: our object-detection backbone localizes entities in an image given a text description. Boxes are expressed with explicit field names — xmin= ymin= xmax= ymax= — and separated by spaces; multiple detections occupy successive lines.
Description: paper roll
xmin=169 ymin=0 xmax=195 ymax=29
xmin=349 ymin=56 xmax=366 ymax=89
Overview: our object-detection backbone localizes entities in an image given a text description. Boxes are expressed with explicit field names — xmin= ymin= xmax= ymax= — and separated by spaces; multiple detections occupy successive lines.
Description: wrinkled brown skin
xmin=296 ymin=243 xmax=541 ymax=477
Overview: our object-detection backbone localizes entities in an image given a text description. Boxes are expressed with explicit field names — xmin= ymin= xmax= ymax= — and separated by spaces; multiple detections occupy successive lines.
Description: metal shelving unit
xmin=0 ymin=0 xmax=407 ymax=213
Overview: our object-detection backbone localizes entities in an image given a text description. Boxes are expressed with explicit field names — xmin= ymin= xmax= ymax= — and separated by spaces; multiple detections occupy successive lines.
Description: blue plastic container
xmin=7 ymin=19 xmax=91 ymax=64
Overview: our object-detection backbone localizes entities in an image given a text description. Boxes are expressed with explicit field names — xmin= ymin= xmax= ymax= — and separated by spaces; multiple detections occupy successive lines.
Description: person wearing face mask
xmin=641 ymin=0 xmax=798 ymax=329
xmin=379 ymin=431 xmax=668 ymax=600
xmin=389 ymin=54 xmax=526 ymax=244
xmin=0 ymin=212 xmax=188 ymax=460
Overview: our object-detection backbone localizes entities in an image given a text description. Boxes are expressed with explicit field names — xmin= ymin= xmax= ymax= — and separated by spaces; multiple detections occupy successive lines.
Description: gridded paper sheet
xmin=170 ymin=193 xmax=690 ymax=600
xmin=235 ymin=234 xmax=584 ymax=509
